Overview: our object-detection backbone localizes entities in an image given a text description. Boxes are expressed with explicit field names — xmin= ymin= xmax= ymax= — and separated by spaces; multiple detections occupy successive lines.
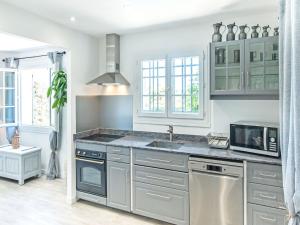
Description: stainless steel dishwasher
xmin=189 ymin=157 xmax=244 ymax=225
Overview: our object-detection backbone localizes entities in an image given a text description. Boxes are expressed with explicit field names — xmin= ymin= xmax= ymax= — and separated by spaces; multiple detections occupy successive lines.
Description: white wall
xmin=98 ymin=10 xmax=280 ymax=136
xmin=0 ymin=1 xmax=99 ymax=202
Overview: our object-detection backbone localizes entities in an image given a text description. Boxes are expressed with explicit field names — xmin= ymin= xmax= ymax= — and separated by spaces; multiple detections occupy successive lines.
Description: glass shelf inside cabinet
xmin=215 ymin=47 xmax=226 ymax=67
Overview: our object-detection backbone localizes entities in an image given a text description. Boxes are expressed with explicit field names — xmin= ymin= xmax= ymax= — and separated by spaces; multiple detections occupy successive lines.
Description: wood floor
xmin=0 ymin=176 xmax=169 ymax=225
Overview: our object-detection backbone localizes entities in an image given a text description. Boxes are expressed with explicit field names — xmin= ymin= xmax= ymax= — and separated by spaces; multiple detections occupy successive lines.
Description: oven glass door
xmin=230 ymin=125 xmax=265 ymax=150
xmin=76 ymin=158 xmax=106 ymax=196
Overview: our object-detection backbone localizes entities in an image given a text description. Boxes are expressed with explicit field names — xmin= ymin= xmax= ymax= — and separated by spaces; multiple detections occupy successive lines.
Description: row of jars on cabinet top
xmin=212 ymin=22 xmax=279 ymax=42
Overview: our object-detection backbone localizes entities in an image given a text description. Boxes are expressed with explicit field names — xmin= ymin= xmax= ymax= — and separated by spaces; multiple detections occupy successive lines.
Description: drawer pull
xmin=146 ymin=157 xmax=172 ymax=163
xmin=258 ymin=172 xmax=277 ymax=178
xmin=260 ymin=215 xmax=277 ymax=222
xmin=146 ymin=175 xmax=171 ymax=182
xmin=111 ymin=157 xmax=121 ymax=160
xmin=259 ymin=193 xmax=277 ymax=200
xmin=146 ymin=192 xmax=171 ymax=200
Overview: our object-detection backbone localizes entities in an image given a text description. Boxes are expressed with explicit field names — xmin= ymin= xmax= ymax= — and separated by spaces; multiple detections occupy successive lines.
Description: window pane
xmin=0 ymin=108 xmax=3 ymax=124
xmin=142 ymin=96 xmax=150 ymax=111
xmin=174 ymin=58 xmax=183 ymax=66
xmin=143 ymin=78 xmax=150 ymax=95
xmin=0 ymin=73 xmax=3 ymax=88
xmin=5 ymin=107 xmax=15 ymax=123
xmin=174 ymin=96 xmax=183 ymax=112
xmin=174 ymin=67 xmax=182 ymax=76
xmin=5 ymin=89 xmax=15 ymax=106
xmin=141 ymin=59 xmax=166 ymax=113
xmin=171 ymin=56 xmax=201 ymax=115
xmin=20 ymin=68 xmax=50 ymax=126
xmin=5 ymin=72 xmax=15 ymax=88
xmin=0 ymin=89 xmax=3 ymax=107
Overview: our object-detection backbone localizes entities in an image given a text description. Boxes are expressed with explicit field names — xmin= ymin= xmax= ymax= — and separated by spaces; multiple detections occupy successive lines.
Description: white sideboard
xmin=0 ymin=145 xmax=42 ymax=185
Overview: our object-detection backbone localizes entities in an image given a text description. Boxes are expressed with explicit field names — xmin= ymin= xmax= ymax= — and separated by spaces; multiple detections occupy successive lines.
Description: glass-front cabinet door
xmin=245 ymin=36 xmax=279 ymax=95
xmin=211 ymin=40 xmax=245 ymax=95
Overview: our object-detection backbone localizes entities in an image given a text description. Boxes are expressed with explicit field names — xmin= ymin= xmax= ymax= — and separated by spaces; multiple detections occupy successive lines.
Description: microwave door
xmin=231 ymin=125 xmax=265 ymax=150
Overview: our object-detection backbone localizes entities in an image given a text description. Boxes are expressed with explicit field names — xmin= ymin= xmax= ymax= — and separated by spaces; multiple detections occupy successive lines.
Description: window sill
xmin=19 ymin=125 xmax=52 ymax=134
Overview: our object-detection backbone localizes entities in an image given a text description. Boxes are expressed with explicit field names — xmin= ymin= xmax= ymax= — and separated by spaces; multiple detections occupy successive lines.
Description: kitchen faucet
xmin=167 ymin=125 xmax=174 ymax=142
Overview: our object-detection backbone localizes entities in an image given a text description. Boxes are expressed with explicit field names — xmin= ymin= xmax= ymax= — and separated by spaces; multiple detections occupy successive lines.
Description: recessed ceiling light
xmin=70 ymin=16 xmax=76 ymax=22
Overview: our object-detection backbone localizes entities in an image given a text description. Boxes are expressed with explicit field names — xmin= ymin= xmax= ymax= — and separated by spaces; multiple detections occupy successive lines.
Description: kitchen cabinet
xmin=107 ymin=146 xmax=130 ymax=212
xmin=211 ymin=40 xmax=245 ymax=95
xmin=247 ymin=162 xmax=288 ymax=225
xmin=132 ymin=148 xmax=189 ymax=225
xmin=210 ymin=36 xmax=279 ymax=99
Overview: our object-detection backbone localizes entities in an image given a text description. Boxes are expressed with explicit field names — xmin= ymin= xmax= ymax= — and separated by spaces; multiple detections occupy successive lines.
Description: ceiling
xmin=0 ymin=0 xmax=278 ymax=37
xmin=0 ymin=32 xmax=48 ymax=51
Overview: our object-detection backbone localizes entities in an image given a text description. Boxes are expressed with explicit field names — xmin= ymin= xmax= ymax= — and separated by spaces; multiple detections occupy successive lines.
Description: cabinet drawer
xmin=248 ymin=183 xmax=285 ymax=209
xmin=107 ymin=153 xmax=130 ymax=164
xmin=107 ymin=146 xmax=130 ymax=156
xmin=248 ymin=163 xmax=282 ymax=186
xmin=76 ymin=142 xmax=106 ymax=152
xmin=133 ymin=149 xmax=188 ymax=172
xmin=248 ymin=203 xmax=288 ymax=225
xmin=133 ymin=182 xmax=189 ymax=225
xmin=133 ymin=165 xmax=188 ymax=191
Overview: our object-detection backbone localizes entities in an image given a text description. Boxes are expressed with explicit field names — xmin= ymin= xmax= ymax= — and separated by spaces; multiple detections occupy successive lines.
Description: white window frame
xmin=137 ymin=56 xmax=168 ymax=118
xmin=18 ymin=67 xmax=52 ymax=132
xmin=138 ymin=51 xmax=205 ymax=120
xmin=167 ymin=53 xmax=204 ymax=119
xmin=0 ymin=68 xmax=18 ymax=128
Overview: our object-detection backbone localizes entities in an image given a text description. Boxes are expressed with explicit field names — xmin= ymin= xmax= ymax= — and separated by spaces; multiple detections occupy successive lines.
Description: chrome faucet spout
xmin=167 ymin=125 xmax=174 ymax=142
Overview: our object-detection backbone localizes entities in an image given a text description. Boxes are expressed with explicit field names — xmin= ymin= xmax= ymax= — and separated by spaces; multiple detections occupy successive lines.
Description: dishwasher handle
xmin=189 ymin=161 xmax=244 ymax=178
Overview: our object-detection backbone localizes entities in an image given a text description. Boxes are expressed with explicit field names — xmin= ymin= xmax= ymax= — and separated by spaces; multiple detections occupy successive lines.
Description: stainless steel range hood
xmin=87 ymin=34 xmax=130 ymax=86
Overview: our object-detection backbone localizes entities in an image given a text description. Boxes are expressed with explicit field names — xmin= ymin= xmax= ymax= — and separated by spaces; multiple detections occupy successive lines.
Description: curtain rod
xmin=1 ymin=51 xmax=66 ymax=62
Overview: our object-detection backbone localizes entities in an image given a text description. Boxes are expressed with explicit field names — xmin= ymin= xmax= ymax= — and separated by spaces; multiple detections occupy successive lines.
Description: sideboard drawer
xmin=248 ymin=183 xmax=285 ymax=209
xmin=133 ymin=149 xmax=188 ymax=172
xmin=248 ymin=162 xmax=282 ymax=187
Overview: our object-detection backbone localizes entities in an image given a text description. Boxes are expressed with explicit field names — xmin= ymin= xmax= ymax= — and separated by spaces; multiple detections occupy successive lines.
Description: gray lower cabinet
xmin=132 ymin=148 xmax=189 ymax=225
xmin=107 ymin=160 xmax=130 ymax=212
xmin=247 ymin=162 xmax=288 ymax=225
xmin=133 ymin=182 xmax=189 ymax=225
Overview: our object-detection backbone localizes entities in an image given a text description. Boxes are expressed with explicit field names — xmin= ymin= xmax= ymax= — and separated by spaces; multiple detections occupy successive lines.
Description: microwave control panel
xmin=268 ymin=128 xmax=278 ymax=152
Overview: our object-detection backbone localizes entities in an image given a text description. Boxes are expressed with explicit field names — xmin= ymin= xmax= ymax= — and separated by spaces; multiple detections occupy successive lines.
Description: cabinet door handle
xmin=258 ymin=172 xmax=277 ymax=178
xmin=146 ymin=192 xmax=171 ymax=200
xmin=246 ymin=71 xmax=250 ymax=89
xmin=146 ymin=175 xmax=171 ymax=182
xmin=146 ymin=157 xmax=171 ymax=163
xmin=260 ymin=215 xmax=277 ymax=222
xmin=259 ymin=193 xmax=277 ymax=200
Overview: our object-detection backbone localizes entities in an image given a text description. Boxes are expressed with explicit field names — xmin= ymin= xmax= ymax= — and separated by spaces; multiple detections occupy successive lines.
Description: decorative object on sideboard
xmin=11 ymin=129 xmax=20 ymax=149
xmin=251 ymin=24 xmax=261 ymax=38
xmin=238 ymin=24 xmax=250 ymax=40
xmin=215 ymin=48 xmax=225 ymax=65
xmin=262 ymin=25 xmax=271 ymax=37
xmin=273 ymin=27 xmax=279 ymax=36
xmin=212 ymin=22 xmax=226 ymax=42
xmin=226 ymin=22 xmax=238 ymax=41
xmin=207 ymin=132 xmax=229 ymax=149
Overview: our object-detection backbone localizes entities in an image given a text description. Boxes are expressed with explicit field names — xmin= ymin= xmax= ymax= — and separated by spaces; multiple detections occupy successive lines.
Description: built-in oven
xmin=230 ymin=121 xmax=280 ymax=157
xmin=76 ymin=149 xmax=106 ymax=197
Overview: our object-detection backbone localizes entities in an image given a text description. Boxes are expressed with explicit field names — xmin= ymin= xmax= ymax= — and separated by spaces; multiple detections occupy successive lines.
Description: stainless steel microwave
xmin=230 ymin=121 xmax=280 ymax=157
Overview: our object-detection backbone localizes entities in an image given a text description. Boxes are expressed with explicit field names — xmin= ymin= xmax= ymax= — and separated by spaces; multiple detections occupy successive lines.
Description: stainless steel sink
xmin=146 ymin=141 xmax=183 ymax=149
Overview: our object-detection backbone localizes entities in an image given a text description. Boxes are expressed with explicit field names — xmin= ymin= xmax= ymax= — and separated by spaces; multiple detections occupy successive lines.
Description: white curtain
xmin=46 ymin=51 xmax=63 ymax=180
xmin=280 ymin=0 xmax=300 ymax=224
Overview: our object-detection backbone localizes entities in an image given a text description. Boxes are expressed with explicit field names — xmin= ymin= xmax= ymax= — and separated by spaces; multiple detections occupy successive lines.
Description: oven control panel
xmin=76 ymin=149 xmax=106 ymax=159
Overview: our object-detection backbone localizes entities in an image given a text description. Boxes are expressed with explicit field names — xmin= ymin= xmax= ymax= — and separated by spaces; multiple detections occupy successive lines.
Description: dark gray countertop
xmin=74 ymin=129 xmax=282 ymax=165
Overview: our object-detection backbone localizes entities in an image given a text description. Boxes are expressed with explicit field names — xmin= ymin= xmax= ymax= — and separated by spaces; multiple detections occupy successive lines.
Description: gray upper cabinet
xmin=211 ymin=40 xmax=245 ymax=95
xmin=107 ymin=161 xmax=130 ymax=212
xmin=245 ymin=36 xmax=279 ymax=95
xmin=210 ymin=36 xmax=279 ymax=98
